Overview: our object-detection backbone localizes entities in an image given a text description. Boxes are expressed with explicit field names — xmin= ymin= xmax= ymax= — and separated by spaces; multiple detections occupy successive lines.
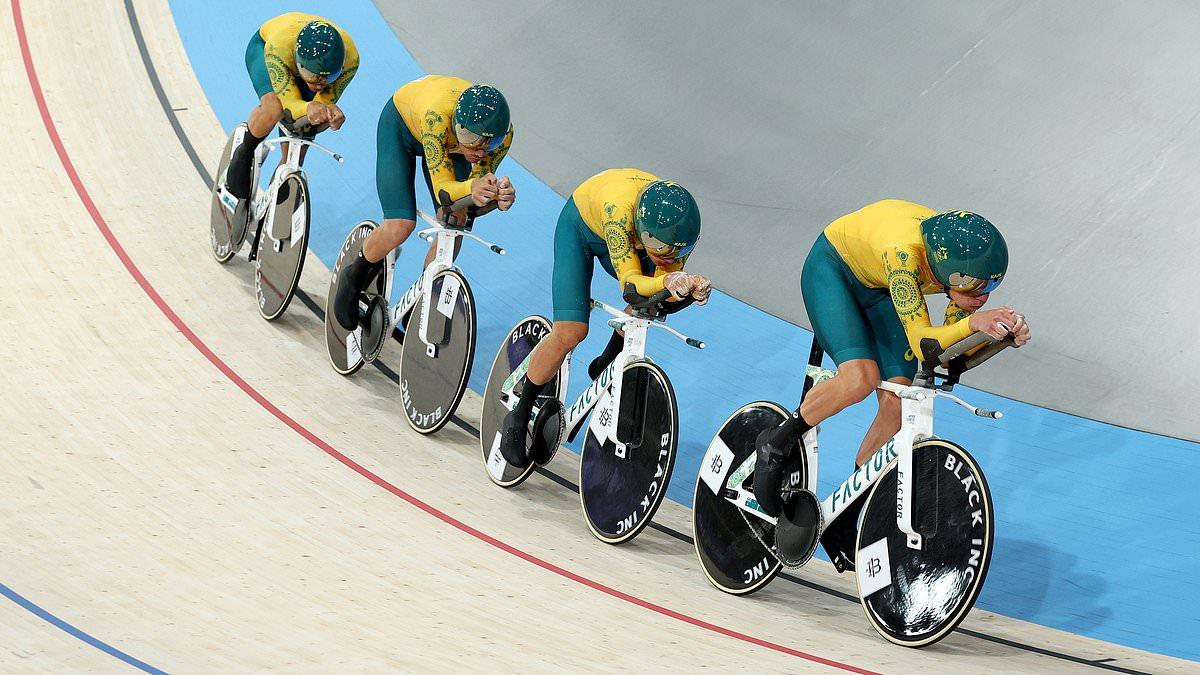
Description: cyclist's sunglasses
xmin=297 ymin=64 xmax=341 ymax=85
xmin=639 ymin=230 xmax=697 ymax=260
xmin=948 ymin=272 xmax=1002 ymax=296
xmin=454 ymin=123 xmax=506 ymax=152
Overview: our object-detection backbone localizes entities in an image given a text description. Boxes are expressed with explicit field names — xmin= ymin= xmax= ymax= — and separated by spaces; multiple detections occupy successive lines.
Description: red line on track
xmin=11 ymin=2 xmax=873 ymax=672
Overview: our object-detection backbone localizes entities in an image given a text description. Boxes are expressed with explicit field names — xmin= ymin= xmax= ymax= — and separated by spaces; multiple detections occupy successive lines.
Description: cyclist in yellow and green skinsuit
xmin=332 ymin=75 xmax=515 ymax=332
xmin=498 ymin=169 xmax=713 ymax=468
xmin=222 ymin=12 xmax=359 ymax=205
xmin=753 ymin=200 xmax=1032 ymax=518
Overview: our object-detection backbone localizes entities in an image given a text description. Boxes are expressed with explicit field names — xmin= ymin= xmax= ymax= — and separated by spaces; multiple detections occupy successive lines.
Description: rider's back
xmin=823 ymin=199 xmax=941 ymax=293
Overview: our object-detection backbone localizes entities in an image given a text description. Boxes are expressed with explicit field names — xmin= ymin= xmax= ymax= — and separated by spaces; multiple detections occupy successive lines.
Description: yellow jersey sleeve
xmin=882 ymin=244 xmax=973 ymax=355
xmin=599 ymin=201 xmax=669 ymax=297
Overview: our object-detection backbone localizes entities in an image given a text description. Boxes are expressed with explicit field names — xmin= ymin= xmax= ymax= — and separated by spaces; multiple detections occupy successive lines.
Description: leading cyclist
xmin=753 ymin=200 xmax=1031 ymax=517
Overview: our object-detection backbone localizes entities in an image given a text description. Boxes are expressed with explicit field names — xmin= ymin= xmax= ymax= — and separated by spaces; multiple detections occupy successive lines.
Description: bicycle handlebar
xmin=621 ymin=284 xmax=696 ymax=316
xmin=434 ymin=190 xmax=502 ymax=230
xmin=414 ymin=215 xmax=505 ymax=256
xmin=916 ymin=331 xmax=1017 ymax=389
xmin=280 ymin=114 xmax=329 ymax=137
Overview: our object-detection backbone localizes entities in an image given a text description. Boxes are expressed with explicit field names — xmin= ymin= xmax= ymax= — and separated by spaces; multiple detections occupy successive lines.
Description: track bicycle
xmin=692 ymin=332 xmax=1013 ymax=646
xmin=481 ymin=287 xmax=703 ymax=544
xmin=210 ymin=115 xmax=343 ymax=321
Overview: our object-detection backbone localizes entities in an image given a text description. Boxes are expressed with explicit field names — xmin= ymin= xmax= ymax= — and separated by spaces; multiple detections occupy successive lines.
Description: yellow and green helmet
xmin=920 ymin=210 xmax=1008 ymax=295
xmin=294 ymin=21 xmax=345 ymax=83
xmin=635 ymin=181 xmax=701 ymax=259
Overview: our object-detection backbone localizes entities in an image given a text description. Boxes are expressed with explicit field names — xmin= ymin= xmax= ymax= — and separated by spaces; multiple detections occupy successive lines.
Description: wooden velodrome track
xmin=0 ymin=0 xmax=1191 ymax=672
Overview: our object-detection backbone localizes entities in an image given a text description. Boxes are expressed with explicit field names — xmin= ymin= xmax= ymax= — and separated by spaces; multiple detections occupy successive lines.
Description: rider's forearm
xmin=431 ymin=172 xmax=473 ymax=203
xmin=277 ymin=95 xmax=308 ymax=123
xmin=904 ymin=319 xmax=974 ymax=357
xmin=619 ymin=270 xmax=667 ymax=297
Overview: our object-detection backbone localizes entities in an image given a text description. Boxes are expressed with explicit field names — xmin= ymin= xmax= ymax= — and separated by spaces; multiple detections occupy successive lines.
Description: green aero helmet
xmin=454 ymin=84 xmax=510 ymax=151
xmin=635 ymin=181 xmax=701 ymax=259
xmin=920 ymin=210 xmax=1008 ymax=295
xmin=294 ymin=21 xmax=345 ymax=83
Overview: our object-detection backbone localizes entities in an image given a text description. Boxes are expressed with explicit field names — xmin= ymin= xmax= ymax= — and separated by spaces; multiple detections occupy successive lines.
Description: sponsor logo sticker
xmin=345 ymin=329 xmax=362 ymax=364
xmin=487 ymin=433 xmax=507 ymax=480
xmin=436 ymin=274 xmax=461 ymax=319
xmin=700 ymin=437 xmax=734 ymax=496
xmin=857 ymin=537 xmax=892 ymax=597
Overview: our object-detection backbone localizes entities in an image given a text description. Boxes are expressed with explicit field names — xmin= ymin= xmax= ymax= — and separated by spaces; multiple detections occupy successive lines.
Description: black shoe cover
xmin=333 ymin=254 xmax=374 ymax=332
xmin=499 ymin=408 xmax=531 ymax=468
xmin=753 ymin=428 xmax=789 ymax=518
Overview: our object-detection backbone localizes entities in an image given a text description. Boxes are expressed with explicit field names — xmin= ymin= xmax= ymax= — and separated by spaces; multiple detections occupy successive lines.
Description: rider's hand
xmin=690 ymin=274 xmax=712 ymax=305
xmin=969 ymin=306 xmax=1019 ymax=341
xmin=1010 ymin=312 xmax=1031 ymax=347
xmin=326 ymin=103 xmax=345 ymax=130
xmin=663 ymin=271 xmax=692 ymax=300
xmin=496 ymin=176 xmax=516 ymax=211
xmin=470 ymin=174 xmax=499 ymax=207
xmin=306 ymin=101 xmax=330 ymax=125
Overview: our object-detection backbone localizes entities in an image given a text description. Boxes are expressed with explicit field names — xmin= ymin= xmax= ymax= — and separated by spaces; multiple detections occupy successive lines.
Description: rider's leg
xmin=854 ymin=379 xmax=906 ymax=466
xmin=226 ymin=93 xmax=282 ymax=200
xmin=333 ymin=99 xmax=418 ymax=331
xmin=499 ymin=197 xmax=596 ymax=466
xmin=585 ymin=251 xmax=653 ymax=380
xmin=756 ymin=233 xmax=885 ymax=516
xmin=228 ymin=32 xmax=282 ymax=200
xmin=852 ymin=284 xmax=919 ymax=466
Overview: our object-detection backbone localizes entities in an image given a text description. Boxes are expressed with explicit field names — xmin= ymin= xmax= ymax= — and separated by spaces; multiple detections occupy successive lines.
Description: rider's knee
xmin=379 ymin=218 xmax=416 ymax=246
xmin=259 ymin=94 xmax=284 ymax=122
xmin=553 ymin=322 xmax=589 ymax=351
xmin=839 ymin=361 xmax=881 ymax=401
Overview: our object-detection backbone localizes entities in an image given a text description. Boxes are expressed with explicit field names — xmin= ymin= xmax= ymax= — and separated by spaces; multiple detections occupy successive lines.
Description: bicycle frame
xmin=501 ymin=298 xmax=703 ymax=457
xmin=714 ymin=364 xmax=999 ymax=551
xmin=379 ymin=212 xmax=504 ymax=354
xmin=217 ymin=124 xmax=342 ymax=258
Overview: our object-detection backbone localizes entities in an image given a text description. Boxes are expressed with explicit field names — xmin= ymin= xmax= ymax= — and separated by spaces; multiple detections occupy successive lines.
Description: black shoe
xmin=223 ymin=129 xmax=254 ymax=201
xmin=333 ymin=253 xmax=377 ymax=332
xmin=499 ymin=408 xmax=531 ymax=468
xmin=753 ymin=427 xmax=795 ymax=518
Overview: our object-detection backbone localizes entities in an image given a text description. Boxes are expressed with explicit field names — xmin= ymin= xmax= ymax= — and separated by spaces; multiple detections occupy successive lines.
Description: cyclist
xmin=333 ymin=76 xmax=515 ymax=332
xmin=498 ymin=169 xmax=712 ymax=468
xmin=754 ymin=200 xmax=1031 ymax=518
xmin=223 ymin=12 xmax=359 ymax=206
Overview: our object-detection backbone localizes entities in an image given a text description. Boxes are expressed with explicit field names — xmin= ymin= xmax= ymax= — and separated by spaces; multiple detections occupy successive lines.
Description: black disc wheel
xmin=579 ymin=361 xmax=678 ymax=545
xmin=692 ymin=401 xmax=791 ymax=595
xmin=856 ymin=439 xmax=994 ymax=648
xmin=479 ymin=316 xmax=561 ymax=488
xmin=209 ymin=125 xmax=249 ymax=263
xmin=324 ymin=221 xmax=386 ymax=375
xmin=255 ymin=174 xmax=309 ymax=321
xmin=398 ymin=270 xmax=476 ymax=434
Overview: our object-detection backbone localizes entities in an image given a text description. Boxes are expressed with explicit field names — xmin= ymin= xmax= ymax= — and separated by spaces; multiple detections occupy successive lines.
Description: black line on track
xmin=122 ymin=3 xmax=1150 ymax=672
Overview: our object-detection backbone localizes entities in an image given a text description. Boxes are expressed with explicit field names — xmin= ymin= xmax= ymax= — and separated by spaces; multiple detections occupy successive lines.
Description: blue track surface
xmin=169 ymin=0 xmax=1200 ymax=661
